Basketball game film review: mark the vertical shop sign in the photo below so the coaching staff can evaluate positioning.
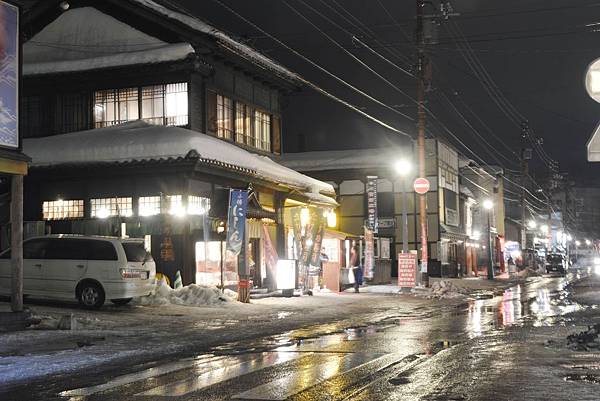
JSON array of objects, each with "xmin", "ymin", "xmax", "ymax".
[
  {"xmin": 308, "ymin": 215, "xmax": 326, "ymax": 275},
  {"xmin": 0, "ymin": 1, "xmax": 19, "ymax": 149},
  {"xmin": 226, "ymin": 189, "xmax": 248, "ymax": 256},
  {"xmin": 364, "ymin": 228, "xmax": 375, "ymax": 279},
  {"xmin": 398, "ymin": 253, "xmax": 417, "ymax": 288},
  {"xmin": 366, "ymin": 176, "xmax": 378, "ymax": 233}
]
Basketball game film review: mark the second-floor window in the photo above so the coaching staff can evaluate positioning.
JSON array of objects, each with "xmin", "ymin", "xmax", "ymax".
[
  {"xmin": 216, "ymin": 94, "xmax": 233, "ymax": 140},
  {"xmin": 94, "ymin": 83, "xmax": 188, "ymax": 128}
]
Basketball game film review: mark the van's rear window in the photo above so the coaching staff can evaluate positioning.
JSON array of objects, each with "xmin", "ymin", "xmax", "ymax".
[{"xmin": 122, "ymin": 242, "xmax": 153, "ymax": 263}]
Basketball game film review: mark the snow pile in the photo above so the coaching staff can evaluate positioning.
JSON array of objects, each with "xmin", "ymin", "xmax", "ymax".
[
  {"xmin": 413, "ymin": 280, "xmax": 469, "ymax": 299},
  {"xmin": 567, "ymin": 324, "xmax": 600, "ymax": 351},
  {"xmin": 137, "ymin": 280, "xmax": 238, "ymax": 306}
]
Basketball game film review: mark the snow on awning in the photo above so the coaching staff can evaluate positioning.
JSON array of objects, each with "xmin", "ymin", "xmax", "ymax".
[
  {"xmin": 22, "ymin": 121, "xmax": 335, "ymax": 201},
  {"xmin": 280, "ymin": 148, "xmax": 411, "ymax": 172}
]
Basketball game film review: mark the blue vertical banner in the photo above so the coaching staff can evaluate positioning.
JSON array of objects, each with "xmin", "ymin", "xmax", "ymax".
[
  {"xmin": 226, "ymin": 189, "xmax": 248, "ymax": 256},
  {"xmin": 366, "ymin": 176, "xmax": 378, "ymax": 234},
  {"xmin": 0, "ymin": 1, "xmax": 19, "ymax": 149}
]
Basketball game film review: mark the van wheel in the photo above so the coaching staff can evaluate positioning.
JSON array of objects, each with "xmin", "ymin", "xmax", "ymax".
[
  {"xmin": 111, "ymin": 298, "xmax": 132, "ymax": 306},
  {"xmin": 77, "ymin": 282, "xmax": 105, "ymax": 309}
]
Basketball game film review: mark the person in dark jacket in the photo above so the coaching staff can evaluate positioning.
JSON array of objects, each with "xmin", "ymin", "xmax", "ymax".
[{"xmin": 350, "ymin": 244, "xmax": 361, "ymax": 293}]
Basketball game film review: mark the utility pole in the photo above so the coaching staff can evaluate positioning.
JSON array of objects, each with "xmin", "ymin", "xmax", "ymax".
[
  {"xmin": 416, "ymin": 0, "xmax": 429, "ymax": 287},
  {"xmin": 520, "ymin": 121, "xmax": 531, "ymax": 251}
]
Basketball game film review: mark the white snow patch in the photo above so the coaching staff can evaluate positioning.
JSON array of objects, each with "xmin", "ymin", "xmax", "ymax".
[
  {"xmin": 23, "ymin": 7, "xmax": 194, "ymax": 75},
  {"xmin": 136, "ymin": 281, "xmax": 238, "ymax": 306},
  {"xmin": 280, "ymin": 148, "xmax": 411, "ymax": 172},
  {"xmin": 22, "ymin": 121, "xmax": 336, "ymax": 200}
]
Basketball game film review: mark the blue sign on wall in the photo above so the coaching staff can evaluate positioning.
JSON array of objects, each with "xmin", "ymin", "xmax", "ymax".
[
  {"xmin": 0, "ymin": 1, "xmax": 18, "ymax": 149},
  {"xmin": 226, "ymin": 189, "xmax": 248, "ymax": 256}
]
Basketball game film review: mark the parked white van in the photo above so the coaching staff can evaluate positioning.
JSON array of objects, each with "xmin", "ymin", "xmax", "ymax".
[{"xmin": 0, "ymin": 235, "xmax": 156, "ymax": 308}]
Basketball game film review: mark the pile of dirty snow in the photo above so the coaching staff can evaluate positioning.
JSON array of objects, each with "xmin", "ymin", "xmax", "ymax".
[
  {"xmin": 567, "ymin": 324, "xmax": 600, "ymax": 351},
  {"xmin": 136, "ymin": 281, "xmax": 238, "ymax": 306},
  {"xmin": 412, "ymin": 280, "xmax": 468, "ymax": 299}
]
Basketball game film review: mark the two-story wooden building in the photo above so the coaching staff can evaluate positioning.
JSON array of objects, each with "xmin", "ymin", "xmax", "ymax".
[{"xmin": 16, "ymin": 0, "xmax": 337, "ymax": 288}]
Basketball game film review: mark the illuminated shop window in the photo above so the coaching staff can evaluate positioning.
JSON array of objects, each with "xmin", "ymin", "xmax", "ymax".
[
  {"xmin": 42, "ymin": 199, "xmax": 84, "ymax": 220},
  {"xmin": 217, "ymin": 94, "xmax": 233, "ymax": 140},
  {"xmin": 187, "ymin": 196, "xmax": 210, "ymax": 215},
  {"xmin": 138, "ymin": 196, "xmax": 161, "ymax": 217},
  {"xmin": 90, "ymin": 197, "xmax": 133, "ymax": 218}
]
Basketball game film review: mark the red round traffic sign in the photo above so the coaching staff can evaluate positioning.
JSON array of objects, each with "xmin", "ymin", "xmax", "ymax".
[{"xmin": 413, "ymin": 177, "xmax": 430, "ymax": 194}]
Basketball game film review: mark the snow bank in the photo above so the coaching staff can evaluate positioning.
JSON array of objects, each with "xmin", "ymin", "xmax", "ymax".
[{"xmin": 136, "ymin": 281, "xmax": 238, "ymax": 306}]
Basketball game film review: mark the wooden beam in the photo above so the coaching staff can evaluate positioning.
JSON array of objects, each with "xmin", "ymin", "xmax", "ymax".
[{"xmin": 0, "ymin": 158, "xmax": 27, "ymax": 176}]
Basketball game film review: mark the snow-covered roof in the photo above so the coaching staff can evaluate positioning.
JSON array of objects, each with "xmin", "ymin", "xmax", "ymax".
[
  {"xmin": 131, "ymin": 0, "xmax": 302, "ymax": 84},
  {"xmin": 280, "ymin": 148, "xmax": 412, "ymax": 172},
  {"xmin": 22, "ymin": 122, "xmax": 336, "ymax": 204},
  {"xmin": 23, "ymin": 7, "xmax": 194, "ymax": 75}
]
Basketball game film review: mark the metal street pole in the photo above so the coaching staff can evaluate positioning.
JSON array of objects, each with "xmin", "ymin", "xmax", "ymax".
[
  {"xmin": 416, "ymin": 0, "xmax": 429, "ymax": 287},
  {"xmin": 402, "ymin": 177, "xmax": 409, "ymax": 254},
  {"xmin": 487, "ymin": 209, "xmax": 494, "ymax": 280}
]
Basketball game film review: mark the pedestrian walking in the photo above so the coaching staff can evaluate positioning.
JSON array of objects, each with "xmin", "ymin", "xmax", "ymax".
[{"xmin": 350, "ymin": 244, "xmax": 362, "ymax": 293}]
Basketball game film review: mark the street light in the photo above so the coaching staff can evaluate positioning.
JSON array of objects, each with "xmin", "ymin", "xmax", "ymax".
[
  {"xmin": 482, "ymin": 199, "xmax": 494, "ymax": 280},
  {"xmin": 527, "ymin": 220, "xmax": 537, "ymax": 229},
  {"xmin": 395, "ymin": 159, "xmax": 412, "ymax": 254},
  {"xmin": 586, "ymin": 239, "xmax": 592, "ymax": 246},
  {"xmin": 575, "ymin": 240, "xmax": 581, "ymax": 246}
]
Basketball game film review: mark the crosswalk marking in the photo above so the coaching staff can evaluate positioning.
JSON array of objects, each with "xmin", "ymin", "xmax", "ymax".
[
  {"xmin": 60, "ymin": 354, "xmax": 223, "ymax": 397},
  {"xmin": 232, "ymin": 352, "xmax": 385, "ymax": 401},
  {"xmin": 135, "ymin": 351, "xmax": 307, "ymax": 397}
]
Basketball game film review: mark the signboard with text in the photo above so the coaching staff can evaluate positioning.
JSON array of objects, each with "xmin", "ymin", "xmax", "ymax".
[
  {"xmin": 363, "ymin": 228, "xmax": 374, "ymax": 279},
  {"xmin": 226, "ymin": 189, "xmax": 248, "ymax": 256},
  {"xmin": 366, "ymin": 176, "xmax": 378, "ymax": 233},
  {"xmin": 398, "ymin": 253, "xmax": 417, "ymax": 288}
]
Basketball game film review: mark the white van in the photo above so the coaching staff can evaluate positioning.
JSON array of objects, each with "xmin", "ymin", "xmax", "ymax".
[{"xmin": 0, "ymin": 235, "xmax": 156, "ymax": 308}]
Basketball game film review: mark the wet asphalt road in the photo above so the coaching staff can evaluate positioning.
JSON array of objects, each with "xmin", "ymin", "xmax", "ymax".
[{"xmin": 2, "ymin": 270, "xmax": 594, "ymax": 401}]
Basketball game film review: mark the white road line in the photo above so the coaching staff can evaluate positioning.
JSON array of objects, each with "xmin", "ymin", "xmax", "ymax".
[
  {"xmin": 59, "ymin": 354, "xmax": 223, "ymax": 397},
  {"xmin": 136, "ymin": 352, "xmax": 307, "ymax": 397},
  {"xmin": 232, "ymin": 353, "xmax": 385, "ymax": 401}
]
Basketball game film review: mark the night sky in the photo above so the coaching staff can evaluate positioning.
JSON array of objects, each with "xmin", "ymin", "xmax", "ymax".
[{"xmin": 176, "ymin": 0, "xmax": 600, "ymax": 181}]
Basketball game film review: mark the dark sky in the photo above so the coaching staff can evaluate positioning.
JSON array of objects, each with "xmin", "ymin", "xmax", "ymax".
[{"xmin": 176, "ymin": 0, "xmax": 600, "ymax": 182}]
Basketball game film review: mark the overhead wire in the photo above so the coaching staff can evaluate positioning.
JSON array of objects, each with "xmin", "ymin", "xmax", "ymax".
[{"xmin": 209, "ymin": 0, "xmax": 414, "ymax": 138}]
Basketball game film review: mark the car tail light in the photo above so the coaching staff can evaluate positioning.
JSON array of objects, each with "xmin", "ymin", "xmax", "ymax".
[{"xmin": 120, "ymin": 269, "xmax": 147, "ymax": 279}]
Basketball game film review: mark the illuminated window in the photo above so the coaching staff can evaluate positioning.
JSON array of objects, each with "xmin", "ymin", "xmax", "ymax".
[
  {"xmin": 167, "ymin": 195, "xmax": 184, "ymax": 216},
  {"xmin": 42, "ymin": 200, "xmax": 84, "ymax": 220},
  {"xmin": 141, "ymin": 83, "xmax": 188, "ymax": 127},
  {"xmin": 216, "ymin": 94, "xmax": 233, "ymax": 140},
  {"xmin": 188, "ymin": 196, "xmax": 210, "ymax": 215},
  {"xmin": 90, "ymin": 197, "xmax": 133, "ymax": 218},
  {"xmin": 235, "ymin": 103, "xmax": 252, "ymax": 145},
  {"xmin": 254, "ymin": 110, "xmax": 271, "ymax": 151},
  {"xmin": 139, "ymin": 196, "xmax": 161, "ymax": 216},
  {"xmin": 94, "ymin": 87, "xmax": 139, "ymax": 128}
]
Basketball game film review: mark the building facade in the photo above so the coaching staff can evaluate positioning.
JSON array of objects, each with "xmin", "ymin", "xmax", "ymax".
[{"xmin": 15, "ymin": 0, "xmax": 337, "ymax": 289}]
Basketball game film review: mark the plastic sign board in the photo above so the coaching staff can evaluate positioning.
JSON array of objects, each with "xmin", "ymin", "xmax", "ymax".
[
  {"xmin": 276, "ymin": 259, "xmax": 296, "ymax": 290},
  {"xmin": 398, "ymin": 253, "xmax": 417, "ymax": 288},
  {"xmin": 0, "ymin": 1, "xmax": 19, "ymax": 149},
  {"xmin": 413, "ymin": 177, "xmax": 430, "ymax": 194},
  {"xmin": 366, "ymin": 176, "xmax": 378, "ymax": 233}
]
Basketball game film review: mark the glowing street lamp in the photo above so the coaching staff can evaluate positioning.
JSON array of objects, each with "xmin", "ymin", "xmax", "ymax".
[
  {"xmin": 586, "ymin": 239, "xmax": 592, "ymax": 246},
  {"xmin": 527, "ymin": 220, "xmax": 537, "ymax": 229}
]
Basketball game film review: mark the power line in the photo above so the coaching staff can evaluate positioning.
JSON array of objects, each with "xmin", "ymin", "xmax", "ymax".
[{"xmin": 209, "ymin": 0, "xmax": 414, "ymax": 138}]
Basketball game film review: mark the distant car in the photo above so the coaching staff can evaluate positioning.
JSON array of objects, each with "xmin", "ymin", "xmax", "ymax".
[
  {"xmin": 545, "ymin": 253, "xmax": 567, "ymax": 276},
  {"xmin": 0, "ymin": 235, "xmax": 155, "ymax": 308}
]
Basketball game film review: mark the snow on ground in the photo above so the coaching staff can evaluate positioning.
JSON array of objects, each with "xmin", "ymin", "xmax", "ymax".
[{"xmin": 134, "ymin": 281, "xmax": 238, "ymax": 306}]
